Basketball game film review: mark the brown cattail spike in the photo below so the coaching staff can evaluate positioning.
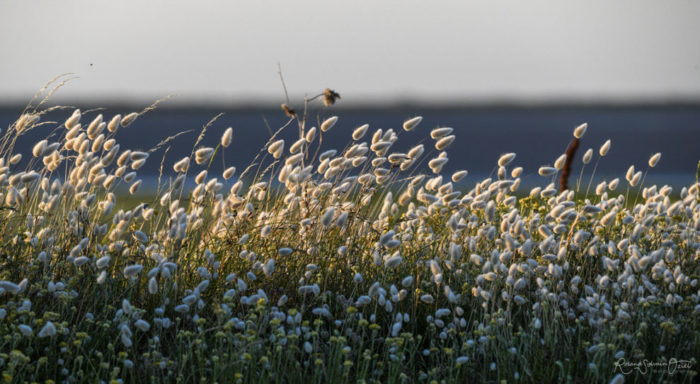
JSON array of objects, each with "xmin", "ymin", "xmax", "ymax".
[{"xmin": 559, "ymin": 138, "xmax": 580, "ymax": 191}]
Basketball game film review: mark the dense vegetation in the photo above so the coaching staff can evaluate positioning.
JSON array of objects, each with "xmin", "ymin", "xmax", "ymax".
[{"xmin": 0, "ymin": 85, "xmax": 698, "ymax": 383}]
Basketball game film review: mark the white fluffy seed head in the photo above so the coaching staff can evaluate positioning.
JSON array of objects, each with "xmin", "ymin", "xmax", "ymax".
[
  {"xmin": 65, "ymin": 109, "xmax": 81, "ymax": 129},
  {"xmin": 498, "ymin": 153, "xmax": 516, "ymax": 167},
  {"xmin": 305, "ymin": 127, "xmax": 317, "ymax": 143},
  {"xmin": 385, "ymin": 253, "xmax": 402, "ymax": 269},
  {"xmin": 223, "ymin": 166, "xmax": 236, "ymax": 180},
  {"xmin": 107, "ymin": 114, "xmax": 121, "ymax": 132},
  {"xmin": 268, "ymin": 140, "xmax": 284, "ymax": 159},
  {"xmin": 321, "ymin": 207, "xmax": 335, "ymax": 227},
  {"xmin": 195, "ymin": 170, "xmax": 208, "ymax": 184},
  {"xmin": 554, "ymin": 154, "xmax": 567, "ymax": 170},
  {"xmin": 173, "ymin": 157, "xmax": 190, "ymax": 173},
  {"xmin": 289, "ymin": 138, "xmax": 305, "ymax": 154},
  {"xmin": 134, "ymin": 319, "xmax": 150, "ymax": 332},
  {"xmin": 629, "ymin": 171, "xmax": 642, "ymax": 187},
  {"xmin": 131, "ymin": 158, "xmax": 146, "ymax": 170},
  {"xmin": 321, "ymin": 116, "xmax": 338, "ymax": 132},
  {"xmin": 573, "ymin": 123, "xmax": 587, "ymax": 139},
  {"xmin": 625, "ymin": 165, "xmax": 635, "ymax": 181},
  {"xmin": 599, "ymin": 139, "xmax": 611, "ymax": 156},
  {"xmin": 539, "ymin": 166, "xmax": 557, "ymax": 176},
  {"xmin": 582, "ymin": 148, "xmax": 593, "ymax": 164},
  {"xmin": 352, "ymin": 124, "xmax": 369, "ymax": 140},
  {"xmin": 403, "ymin": 116, "xmax": 422, "ymax": 131},
  {"xmin": 435, "ymin": 135, "xmax": 455, "ymax": 151},
  {"xmin": 38, "ymin": 321, "xmax": 56, "ymax": 338},
  {"xmin": 148, "ymin": 276, "xmax": 158, "ymax": 295},
  {"xmin": 129, "ymin": 180, "xmax": 142, "ymax": 195},
  {"xmin": 121, "ymin": 112, "xmax": 138, "ymax": 127},
  {"xmin": 452, "ymin": 170, "xmax": 468, "ymax": 182},
  {"xmin": 32, "ymin": 140, "xmax": 48, "ymax": 157},
  {"xmin": 123, "ymin": 264, "xmax": 143, "ymax": 278},
  {"xmin": 648, "ymin": 152, "xmax": 661, "ymax": 168},
  {"xmin": 511, "ymin": 167, "xmax": 523, "ymax": 178},
  {"xmin": 221, "ymin": 127, "xmax": 233, "ymax": 148},
  {"xmin": 430, "ymin": 127, "xmax": 453, "ymax": 139},
  {"xmin": 195, "ymin": 147, "xmax": 215, "ymax": 165}
]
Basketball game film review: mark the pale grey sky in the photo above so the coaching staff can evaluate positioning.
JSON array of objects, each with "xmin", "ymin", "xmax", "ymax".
[{"xmin": 1, "ymin": 0, "xmax": 699, "ymax": 104}]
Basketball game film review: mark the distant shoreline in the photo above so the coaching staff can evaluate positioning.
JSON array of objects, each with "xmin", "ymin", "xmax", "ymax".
[{"xmin": 2, "ymin": 99, "xmax": 700, "ymax": 112}]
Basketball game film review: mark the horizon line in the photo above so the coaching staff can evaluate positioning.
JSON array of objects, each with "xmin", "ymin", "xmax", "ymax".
[{"xmin": 2, "ymin": 95, "xmax": 700, "ymax": 111}]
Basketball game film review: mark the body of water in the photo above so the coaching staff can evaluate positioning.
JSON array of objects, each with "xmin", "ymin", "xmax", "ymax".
[{"xmin": 1, "ymin": 104, "xmax": 698, "ymax": 191}]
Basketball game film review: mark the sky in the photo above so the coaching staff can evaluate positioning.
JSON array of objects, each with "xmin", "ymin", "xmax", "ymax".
[{"xmin": 1, "ymin": 0, "xmax": 699, "ymax": 105}]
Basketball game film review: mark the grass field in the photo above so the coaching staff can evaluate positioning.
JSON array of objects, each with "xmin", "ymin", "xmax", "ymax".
[{"xmin": 0, "ymin": 84, "xmax": 698, "ymax": 383}]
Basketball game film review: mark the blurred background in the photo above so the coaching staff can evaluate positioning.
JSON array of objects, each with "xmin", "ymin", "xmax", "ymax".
[{"xmin": 1, "ymin": 0, "xmax": 699, "ymax": 189}]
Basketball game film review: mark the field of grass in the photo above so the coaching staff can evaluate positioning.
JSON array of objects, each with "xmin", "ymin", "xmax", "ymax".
[{"xmin": 0, "ymin": 84, "xmax": 698, "ymax": 384}]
